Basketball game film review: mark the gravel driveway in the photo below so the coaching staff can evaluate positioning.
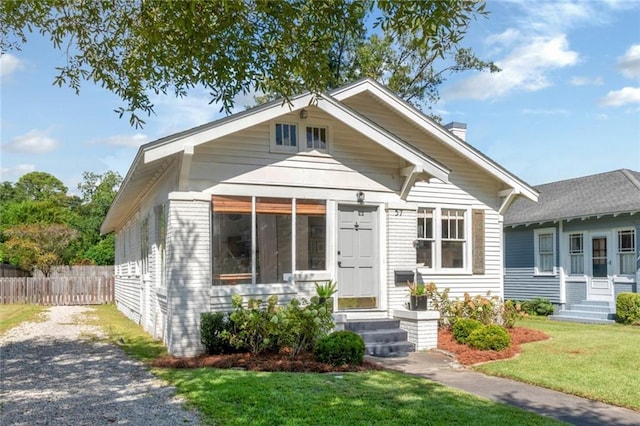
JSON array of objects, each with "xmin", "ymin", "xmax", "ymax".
[{"xmin": 0, "ymin": 306, "xmax": 200, "ymax": 425}]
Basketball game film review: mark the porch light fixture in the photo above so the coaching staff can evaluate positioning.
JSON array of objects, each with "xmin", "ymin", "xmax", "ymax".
[
  {"xmin": 356, "ymin": 191, "xmax": 365, "ymax": 204},
  {"xmin": 299, "ymin": 109, "xmax": 308, "ymax": 119}
]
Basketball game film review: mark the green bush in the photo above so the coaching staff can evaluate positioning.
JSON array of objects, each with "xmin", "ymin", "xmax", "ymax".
[
  {"xmin": 521, "ymin": 298, "xmax": 555, "ymax": 316},
  {"xmin": 200, "ymin": 312, "xmax": 235, "ymax": 355},
  {"xmin": 616, "ymin": 293, "xmax": 640, "ymax": 325},
  {"xmin": 467, "ymin": 324, "xmax": 511, "ymax": 351},
  {"xmin": 277, "ymin": 299, "xmax": 334, "ymax": 357},
  {"xmin": 224, "ymin": 294, "xmax": 280, "ymax": 355},
  {"xmin": 314, "ymin": 330, "xmax": 365, "ymax": 366},
  {"xmin": 452, "ymin": 318, "xmax": 484, "ymax": 344}
]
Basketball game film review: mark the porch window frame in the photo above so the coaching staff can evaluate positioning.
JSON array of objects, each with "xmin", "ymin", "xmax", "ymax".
[
  {"xmin": 211, "ymin": 196, "xmax": 327, "ymax": 285},
  {"xmin": 616, "ymin": 228, "xmax": 636, "ymax": 276},
  {"xmin": 534, "ymin": 228, "xmax": 556, "ymax": 276}
]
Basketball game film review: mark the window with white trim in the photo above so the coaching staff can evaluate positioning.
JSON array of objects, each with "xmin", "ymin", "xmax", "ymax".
[
  {"xmin": 274, "ymin": 123, "xmax": 297, "ymax": 152},
  {"xmin": 441, "ymin": 209, "xmax": 465, "ymax": 268},
  {"xmin": 305, "ymin": 125, "xmax": 327, "ymax": 151},
  {"xmin": 416, "ymin": 207, "xmax": 467, "ymax": 271},
  {"xmin": 617, "ymin": 229, "xmax": 636, "ymax": 275},
  {"xmin": 568, "ymin": 233, "xmax": 584, "ymax": 274},
  {"xmin": 534, "ymin": 228, "xmax": 555, "ymax": 274},
  {"xmin": 271, "ymin": 121, "xmax": 330, "ymax": 154},
  {"xmin": 416, "ymin": 209, "xmax": 434, "ymax": 267}
]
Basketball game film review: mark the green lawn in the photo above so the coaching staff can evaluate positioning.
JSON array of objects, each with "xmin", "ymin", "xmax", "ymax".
[
  {"xmin": 476, "ymin": 317, "xmax": 640, "ymax": 410},
  {"xmin": 87, "ymin": 304, "xmax": 559, "ymax": 425},
  {"xmin": 0, "ymin": 304, "xmax": 45, "ymax": 335}
]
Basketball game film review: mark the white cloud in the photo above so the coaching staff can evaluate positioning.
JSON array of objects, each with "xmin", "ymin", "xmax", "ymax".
[
  {"xmin": 3, "ymin": 129, "xmax": 59, "ymax": 154},
  {"xmin": 598, "ymin": 86, "xmax": 640, "ymax": 107},
  {"xmin": 618, "ymin": 44, "xmax": 640, "ymax": 80},
  {"xmin": 92, "ymin": 133, "xmax": 150, "ymax": 148},
  {"xmin": 444, "ymin": 35, "xmax": 579, "ymax": 101},
  {"xmin": 0, "ymin": 164, "xmax": 36, "ymax": 181},
  {"xmin": 570, "ymin": 76, "xmax": 603, "ymax": 86},
  {"xmin": 514, "ymin": 1, "xmax": 605, "ymax": 33},
  {"xmin": 0, "ymin": 53, "xmax": 25, "ymax": 80}
]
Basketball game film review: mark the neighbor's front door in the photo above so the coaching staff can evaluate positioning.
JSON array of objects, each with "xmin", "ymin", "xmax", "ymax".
[
  {"xmin": 588, "ymin": 235, "xmax": 613, "ymax": 299},
  {"xmin": 337, "ymin": 205, "xmax": 378, "ymax": 310}
]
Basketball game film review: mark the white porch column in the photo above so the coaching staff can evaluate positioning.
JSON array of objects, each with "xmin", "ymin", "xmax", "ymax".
[{"xmin": 165, "ymin": 192, "xmax": 212, "ymax": 356}]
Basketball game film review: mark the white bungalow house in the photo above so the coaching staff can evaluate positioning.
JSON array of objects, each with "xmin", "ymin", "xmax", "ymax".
[{"xmin": 101, "ymin": 78, "xmax": 538, "ymax": 356}]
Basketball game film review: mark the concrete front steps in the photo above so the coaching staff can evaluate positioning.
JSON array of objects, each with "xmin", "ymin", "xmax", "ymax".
[
  {"xmin": 550, "ymin": 300, "xmax": 615, "ymax": 324},
  {"xmin": 345, "ymin": 319, "xmax": 415, "ymax": 358}
]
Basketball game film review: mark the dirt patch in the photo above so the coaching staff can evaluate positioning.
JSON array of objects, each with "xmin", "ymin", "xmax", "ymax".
[
  {"xmin": 151, "ymin": 326, "xmax": 550, "ymax": 372},
  {"xmin": 437, "ymin": 326, "xmax": 550, "ymax": 366}
]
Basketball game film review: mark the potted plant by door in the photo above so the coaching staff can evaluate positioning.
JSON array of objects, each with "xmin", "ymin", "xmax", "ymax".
[
  {"xmin": 407, "ymin": 281, "xmax": 428, "ymax": 311},
  {"xmin": 315, "ymin": 280, "xmax": 337, "ymax": 311}
]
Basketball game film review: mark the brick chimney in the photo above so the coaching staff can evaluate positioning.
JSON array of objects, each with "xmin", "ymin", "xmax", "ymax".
[{"xmin": 445, "ymin": 122, "xmax": 467, "ymax": 141}]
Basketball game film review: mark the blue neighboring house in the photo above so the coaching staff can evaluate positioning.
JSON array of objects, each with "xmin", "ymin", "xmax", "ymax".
[{"xmin": 503, "ymin": 169, "xmax": 640, "ymax": 323}]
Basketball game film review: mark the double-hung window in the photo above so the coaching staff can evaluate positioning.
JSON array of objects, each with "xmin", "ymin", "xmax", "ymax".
[
  {"xmin": 416, "ymin": 209, "xmax": 434, "ymax": 267},
  {"xmin": 617, "ymin": 229, "xmax": 636, "ymax": 275},
  {"xmin": 416, "ymin": 208, "xmax": 467, "ymax": 271},
  {"xmin": 534, "ymin": 228, "xmax": 556, "ymax": 275},
  {"xmin": 568, "ymin": 233, "xmax": 584, "ymax": 274},
  {"xmin": 441, "ymin": 209, "xmax": 465, "ymax": 268}
]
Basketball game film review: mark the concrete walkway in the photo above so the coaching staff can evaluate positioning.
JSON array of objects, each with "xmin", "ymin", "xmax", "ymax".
[{"xmin": 367, "ymin": 351, "xmax": 640, "ymax": 426}]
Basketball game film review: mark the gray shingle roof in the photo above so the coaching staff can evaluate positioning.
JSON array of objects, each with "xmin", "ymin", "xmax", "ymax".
[{"xmin": 504, "ymin": 169, "xmax": 640, "ymax": 226}]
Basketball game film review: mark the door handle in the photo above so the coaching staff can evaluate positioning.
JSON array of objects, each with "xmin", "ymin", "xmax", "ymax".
[{"xmin": 338, "ymin": 261, "xmax": 342, "ymax": 267}]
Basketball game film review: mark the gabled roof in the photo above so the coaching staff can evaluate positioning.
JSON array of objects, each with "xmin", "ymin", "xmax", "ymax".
[
  {"xmin": 504, "ymin": 169, "xmax": 640, "ymax": 226},
  {"xmin": 102, "ymin": 78, "xmax": 538, "ymax": 234},
  {"xmin": 330, "ymin": 78, "xmax": 539, "ymax": 203}
]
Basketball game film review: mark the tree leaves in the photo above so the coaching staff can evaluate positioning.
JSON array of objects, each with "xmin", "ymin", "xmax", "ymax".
[{"xmin": 1, "ymin": 0, "xmax": 496, "ymax": 126}]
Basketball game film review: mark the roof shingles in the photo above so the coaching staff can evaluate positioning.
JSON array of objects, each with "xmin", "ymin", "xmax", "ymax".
[{"xmin": 504, "ymin": 169, "xmax": 640, "ymax": 226}]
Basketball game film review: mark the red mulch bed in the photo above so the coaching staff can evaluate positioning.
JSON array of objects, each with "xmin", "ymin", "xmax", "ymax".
[
  {"xmin": 438, "ymin": 326, "xmax": 550, "ymax": 366},
  {"xmin": 152, "ymin": 350, "xmax": 382, "ymax": 373},
  {"xmin": 151, "ymin": 326, "xmax": 550, "ymax": 372}
]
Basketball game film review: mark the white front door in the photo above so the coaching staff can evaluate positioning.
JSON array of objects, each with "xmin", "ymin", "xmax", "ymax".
[
  {"xmin": 337, "ymin": 205, "xmax": 378, "ymax": 310},
  {"xmin": 588, "ymin": 235, "xmax": 613, "ymax": 299}
]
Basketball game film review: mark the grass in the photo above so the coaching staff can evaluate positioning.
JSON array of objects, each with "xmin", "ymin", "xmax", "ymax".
[
  {"xmin": 84, "ymin": 304, "xmax": 168, "ymax": 361},
  {"xmin": 156, "ymin": 369, "xmax": 560, "ymax": 425},
  {"xmin": 475, "ymin": 317, "xmax": 640, "ymax": 411},
  {"xmin": 0, "ymin": 304, "xmax": 46, "ymax": 335},
  {"xmin": 88, "ymin": 304, "xmax": 560, "ymax": 425}
]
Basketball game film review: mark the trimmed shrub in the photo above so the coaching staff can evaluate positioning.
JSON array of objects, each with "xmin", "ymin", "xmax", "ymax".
[
  {"xmin": 314, "ymin": 330, "xmax": 365, "ymax": 366},
  {"xmin": 616, "ymin": 293, "xmax": 640, "ymax": 325},
  {"xmin": 452, "ymin": 318, "xmax": 484, "ymax": 344},
  {"xmin": 200, "ymin": 312, "xmax": 235, "ymax": 355},
  {"xmin": 467, "ymin": 324, "xmax": 511, "ymax": 351},
  {"xmin": 522, "ymin": 298, "xmax": 555, "ymax": 316}
]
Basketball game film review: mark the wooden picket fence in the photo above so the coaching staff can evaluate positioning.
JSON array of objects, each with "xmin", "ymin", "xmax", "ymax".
[{"xmin": 0, "ymin": 276, "xmax": 115, "ymax": 305}]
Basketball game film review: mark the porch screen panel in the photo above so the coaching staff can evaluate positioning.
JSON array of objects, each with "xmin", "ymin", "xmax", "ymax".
[
  {"xmin": 296, "ymin": 200, "xmax": 326, "ymax": 271},
  {"xmin": 256, "ymin": 198, "xmax": 292, "ymax": 284},
  {"xmin": 212, "ymin": 196, "xmax": 252, "ymax": 285}
]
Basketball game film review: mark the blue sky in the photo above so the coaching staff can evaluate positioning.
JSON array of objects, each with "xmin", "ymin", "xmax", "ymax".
[{"xmin": 1, "ymin": 0, "xmax": 639, "ymax": 195}]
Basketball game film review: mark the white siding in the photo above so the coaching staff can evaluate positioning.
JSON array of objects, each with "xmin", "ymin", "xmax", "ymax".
[
  {"xmin": 165, "ymin": 196, "xmax": 211, "ymax": 356},
  {"xmin": 188, "ymin": 108, "xmax": 405, "ymax": 195},
  {"xmin": 386, "ymin": 206, "xmax": 418, "ymax": 314}
]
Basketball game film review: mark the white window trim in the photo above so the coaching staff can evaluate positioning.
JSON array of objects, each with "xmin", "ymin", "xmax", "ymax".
[
  {"xmin": 615, "ymin": 227, "xmax": 636, "ymax": 276},
  {"xmin": 416, "ymin": 206, "xmax": 471, "ymax": 274},
  {"xmin": 567, "ymin": 232, "xmax": 585, "ymax": 276},
  {"xmin": 270, "ymin": 122, "xmax": 299, "ymax": 154},
  {"xmin": 270, "ymin": 120, "xmax": 332, "ymax": 155},
  {"xmin": 534, "ymin": 227, "xmax": 556, "ymax": 276}
]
